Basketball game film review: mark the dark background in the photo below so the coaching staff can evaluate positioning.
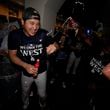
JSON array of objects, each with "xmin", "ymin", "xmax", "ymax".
[{"xmin": 58, "ymin": 0, "xmax": 110, "ymax": 27}]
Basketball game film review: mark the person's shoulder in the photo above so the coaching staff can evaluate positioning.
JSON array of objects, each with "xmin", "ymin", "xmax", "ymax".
[
  {"xmin": 38, "ymin": 28, "xmax": 48, "ymax": 34},
  {"xmin": 9, "ymin": 28, "xmax": 22, "ymax": 35},
  {"xmin": 8, "ymin": 29, "xmax": 23, "ymax": 41}
]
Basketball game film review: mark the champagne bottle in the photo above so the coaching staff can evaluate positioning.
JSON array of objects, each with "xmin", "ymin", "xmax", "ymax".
[
  {"xmin": 34, "ymin": 59, "xmax": 40, "ymax": 77},
  {"xmin": 34, "ymin": 59, "xmax": 40, "ymax": 68}
]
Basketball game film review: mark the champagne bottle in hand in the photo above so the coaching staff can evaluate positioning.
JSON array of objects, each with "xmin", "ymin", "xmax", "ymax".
[{"xmin": 34, "ymin": 59, "xmax": 40, "ymax": 77}]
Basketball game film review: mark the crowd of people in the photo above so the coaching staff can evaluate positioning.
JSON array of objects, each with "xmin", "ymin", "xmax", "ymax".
[{"xmin": 0, "ymin": 6, "xmax": 110, "ymax": 110}]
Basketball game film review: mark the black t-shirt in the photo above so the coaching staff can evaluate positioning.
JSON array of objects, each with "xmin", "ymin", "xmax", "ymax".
[
  {"xmin": 8, "ymin": 28, "xmax": 54, "ymax": 76},
  {"xmin": 77, "ymin": 46, "xmax": 110, "ymax": 88}
]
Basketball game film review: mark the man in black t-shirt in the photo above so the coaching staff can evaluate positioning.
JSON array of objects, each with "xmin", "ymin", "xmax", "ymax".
[
  {"xmin": 76, "ymin": 36, "xmax": 110, "ymax": 110},
  {"xmin": 8, "ymin": 7, "xmax": 59, "ymax": 110}
]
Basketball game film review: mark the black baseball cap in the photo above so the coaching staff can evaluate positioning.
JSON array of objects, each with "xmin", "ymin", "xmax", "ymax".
[{"xmin": 23, "ymin": 7, "xmax": 40, "ymax": 21}]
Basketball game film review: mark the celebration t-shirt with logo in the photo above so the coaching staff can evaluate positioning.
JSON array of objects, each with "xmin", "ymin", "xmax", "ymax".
[{"xmin": 8, "ymin": 28, "xmax": 54, "ymax": 76}]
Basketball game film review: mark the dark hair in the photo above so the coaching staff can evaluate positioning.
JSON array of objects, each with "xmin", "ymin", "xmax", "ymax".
[{"xmin": 23, "ymin": 7, "xmax": 40, "ymax": 21}]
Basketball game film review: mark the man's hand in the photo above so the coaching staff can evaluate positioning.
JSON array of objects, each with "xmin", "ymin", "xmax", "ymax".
[
  {"xmin": 102, "ymin": 63, "xmax": 110, "ymax": 80},
  {"xmin": 46, "ymin": 43, "xmax": 59, "ymax": 55},
  {"xmin": 24, "ymin": 63, "xmax": 38, "ymax": 76}
]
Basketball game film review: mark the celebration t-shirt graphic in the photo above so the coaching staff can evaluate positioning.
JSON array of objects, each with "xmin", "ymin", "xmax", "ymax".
[
  {"xmin": 20, "ymin": 43, "xmax": 43, "ymax": 62},
  {"xmin": 90, "ymin": 57, "xmax": 104, "ymax": 75}
]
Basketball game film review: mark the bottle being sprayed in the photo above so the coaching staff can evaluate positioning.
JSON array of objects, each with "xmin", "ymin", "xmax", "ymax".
[{"xmin": 34, "ymin": 59, "xmax": 40, "ymax": 77}]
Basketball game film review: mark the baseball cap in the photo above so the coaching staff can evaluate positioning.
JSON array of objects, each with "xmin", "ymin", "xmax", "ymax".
[{"xmin": 23, "ymin": 7, "xmax": 40, "ymax": 20}]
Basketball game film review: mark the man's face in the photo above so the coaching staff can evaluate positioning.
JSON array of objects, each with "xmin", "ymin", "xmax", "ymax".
[{"xmin": 22, "ymin": 19, "xmax": 40, "ymax": 37}]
